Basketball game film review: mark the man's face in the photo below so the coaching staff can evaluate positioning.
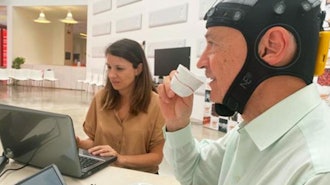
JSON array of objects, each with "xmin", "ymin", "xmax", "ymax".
[{"xmin": 197, "ymin": 26, "xmax": 247, "ymax": 103}]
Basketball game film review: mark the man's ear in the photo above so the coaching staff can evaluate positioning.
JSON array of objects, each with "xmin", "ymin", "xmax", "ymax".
[{"xmin": 258, "ymin": 26, "xmax": 295, "ymax": 67}]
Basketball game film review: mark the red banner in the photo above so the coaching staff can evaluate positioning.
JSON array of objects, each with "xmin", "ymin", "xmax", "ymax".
[{"xmin": 0, "ymin": 28, "xmax": 7, "ymax": 67}]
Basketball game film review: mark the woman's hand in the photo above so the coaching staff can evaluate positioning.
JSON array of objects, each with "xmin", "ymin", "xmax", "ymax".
[
  {"xmin": 75, "ymin": 136, "xmax": 81, "ymax": 147},
  {"xmin": 75, "ymin": 136, "xmax": 94, "ymax": 150},
  {"xmin": 88, "ymin": 145, "xmax": 118, "ymax": 157}
]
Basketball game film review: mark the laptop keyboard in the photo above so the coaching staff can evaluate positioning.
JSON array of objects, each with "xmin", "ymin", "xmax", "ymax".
[{"xmin": 79, "ymin": 156, "xmax": 99, "ymax": 168}]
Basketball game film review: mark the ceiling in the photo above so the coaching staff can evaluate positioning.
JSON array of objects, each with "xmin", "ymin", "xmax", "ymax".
[{"xmin": 1, "ymin": 5, "xmax": 87, "ymax": 35}]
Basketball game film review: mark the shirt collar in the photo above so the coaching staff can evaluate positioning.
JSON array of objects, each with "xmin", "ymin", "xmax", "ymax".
[{"xmin": 241, "ymin": 84, "xmax": 322, "ymax": 151}]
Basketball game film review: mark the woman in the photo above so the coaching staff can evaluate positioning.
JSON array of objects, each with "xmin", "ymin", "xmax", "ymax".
[{"xmin": 76, "ymin": 39, "xmax": 165, "ymax": 174}]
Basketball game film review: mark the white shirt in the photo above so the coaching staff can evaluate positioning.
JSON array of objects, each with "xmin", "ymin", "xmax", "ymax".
[{"xmin": 164, "ymin": 84, "xmax": 330, "ymax": 185}]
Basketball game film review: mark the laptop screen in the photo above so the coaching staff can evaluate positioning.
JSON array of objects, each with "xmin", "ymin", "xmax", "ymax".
[
  {"xmin": 15, "ymin": 164, "xmax": 66, "ymax": 185},
  {"xmin": 0, "ymin": 104, "xmax": 82, "ymax": 177},
  {"xmin": 0, "ymin": 104, "xmax": 116, "ymax": 179}
]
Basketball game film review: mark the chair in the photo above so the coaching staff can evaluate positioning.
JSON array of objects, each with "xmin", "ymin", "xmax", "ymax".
[
  {"xmin": 88, "ymin": 73, "xmax": 99, "ymax": 93},
  {"xmin": 77, "ymin": 71, "xmax": 92, "ymax": 90},
  {"xmin": 43, "ymin": 69, "xmax": 58, "ymax": 88},
  {"xmin": 96, "ymin": 73, "xmax": 106, "ymax": 89},
  {"xmin": 10, "ymin": 68, "xmax": 30, "ymax": 86},
  {"xmin": 0, "ymin": 68, "xmax": 10, "ymax": 85},
  {"xmin": 29, "ymin": 69, "xmax": 44, "ymax": 86}
]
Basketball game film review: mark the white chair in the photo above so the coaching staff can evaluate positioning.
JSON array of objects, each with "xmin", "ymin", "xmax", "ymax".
[
  {"xmin": 10, "ymin": 68, "xmax": 30, "ymax": 86},
  {"xmin": 96, "ymin": 73, "xmax": 106, "ymax": 88},
  {"xmin": 43, "ymin": 69, "xmax": 58, "ymax": 88},
  {"xmin": 0, "ymin": 68, "xmax": 10, "ymax": 85},
  {"xmin": 29, "ymin": 69, "xmax": 44, "ymax": 86},
  {"xmin": 88, "ymin": 73, "xmax": 99, "ymax": 93},
  {"xmin": 77, "ymin": 71, "xmax": 92, "ymax": 90}
]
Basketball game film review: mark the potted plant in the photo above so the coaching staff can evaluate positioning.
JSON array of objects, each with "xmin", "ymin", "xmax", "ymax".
[
  {"xmin": 12, "ymin": 57, "xmax": 25, "ymax": 69},
  {"xmin": 11, "ymin": 57, "xmax": 26, "ymax": 86}
]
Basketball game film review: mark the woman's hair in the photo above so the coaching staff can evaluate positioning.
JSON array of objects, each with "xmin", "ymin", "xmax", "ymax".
[{"xmin": 102, "ymin": 38, "xmax": 155, "ymax": 115}]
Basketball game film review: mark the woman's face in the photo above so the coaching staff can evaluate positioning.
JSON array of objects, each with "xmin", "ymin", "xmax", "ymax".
[{"xmin": 106, "ymin": 54, "xmax": 140, "ymax": 94}]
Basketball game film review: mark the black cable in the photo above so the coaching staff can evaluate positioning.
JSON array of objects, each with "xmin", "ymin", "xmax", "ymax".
[
  {"xmin": 0, "ymin": 121, "xmax": 60, "ymax": 179},
  {"xmin": 0, "ymin": 154, "xmax": 9, "ymax": 173},
  {"xmin": 0, "ymin": 145, "xmax": 42, "ymax": 178},
  {"xmin": 0, "ymin": 163, "xmax": 28, "ymax": 178}
]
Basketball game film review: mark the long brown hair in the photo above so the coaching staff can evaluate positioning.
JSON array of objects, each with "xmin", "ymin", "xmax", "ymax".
[{"xmin": 102, "ymin": 39, "xmax": 155, "ymax": 115}]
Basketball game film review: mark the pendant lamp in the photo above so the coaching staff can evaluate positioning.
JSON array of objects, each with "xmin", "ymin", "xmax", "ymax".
[
  {"xmin": 34, "ymin": 10, "xmax": 51, "ymax": 24},
  {"xmin": 60, "ymin": 10, "xmax": 78, "ymax": 24}
]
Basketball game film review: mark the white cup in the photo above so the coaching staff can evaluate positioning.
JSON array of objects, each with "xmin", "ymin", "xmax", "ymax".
[{"xmin": 170, "ymin": 64, "xmax": 204, "ymax": 97}]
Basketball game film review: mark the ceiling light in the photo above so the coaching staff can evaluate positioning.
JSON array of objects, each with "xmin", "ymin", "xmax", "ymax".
[
  {"xmin": 79, "ymin": 33, "xmax": 87, "ymax": 37},
  {"xmin": 80, "ymin": 33, "xmax": 87, "ymax": 38},
  {"xmin": 60, "ymin": 10, "xmax": 78, "ymax": 24},
  {"xmin": 34, "ymin": 10, "xmax": 51, "ymax": 24}
]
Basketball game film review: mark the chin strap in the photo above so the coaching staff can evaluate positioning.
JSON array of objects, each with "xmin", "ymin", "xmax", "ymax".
[{"xmin": 215, "ymin": 103, "xmax": 236, "ymax": 117}]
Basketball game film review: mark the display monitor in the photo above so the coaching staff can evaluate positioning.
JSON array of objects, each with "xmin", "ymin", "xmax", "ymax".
[{"xmin": 154, "ymin": 47, "xmax": 191, "ymax": 77}]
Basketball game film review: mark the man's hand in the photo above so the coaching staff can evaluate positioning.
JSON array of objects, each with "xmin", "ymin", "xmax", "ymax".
[{"xmin": 157, "ymin": 71, "xmax": 193, "ymax": 132}]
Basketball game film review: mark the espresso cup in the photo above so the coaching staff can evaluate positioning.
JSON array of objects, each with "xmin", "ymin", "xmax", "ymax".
[{"xmin": 170, "ymin": 64, "xmax": 204, "ymax": 97}]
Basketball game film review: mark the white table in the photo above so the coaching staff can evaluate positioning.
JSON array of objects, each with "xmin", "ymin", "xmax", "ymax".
[{"xmin": 1, "ymin": 160, "xmax": 180, "ymax": 185}]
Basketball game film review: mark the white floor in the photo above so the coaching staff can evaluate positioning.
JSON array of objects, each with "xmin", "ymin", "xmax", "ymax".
[{"xmin": 0, "ymin": 84, "xmax": 225, "ymax": 177}]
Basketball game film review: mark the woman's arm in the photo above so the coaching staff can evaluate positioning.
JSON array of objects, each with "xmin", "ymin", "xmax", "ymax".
[
  {"xmin": 116, "ymin": 141, "xmax": 164, "ymax": 168},
  {"xmin": 88, "ymin": 141, "xmax": 164, "ymax": 169}
]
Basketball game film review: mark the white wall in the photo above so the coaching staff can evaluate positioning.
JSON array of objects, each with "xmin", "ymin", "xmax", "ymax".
[
  {"xmin": 87, "ymin": 0, "xmax": 215, "ymax": 121},
  {"xmin": 5, "ymin": 0, "xmax": 87, "ymax": 68},
  {"xmin": 12, "ymin": 7, "xmax": 64, "ymax": 65}
]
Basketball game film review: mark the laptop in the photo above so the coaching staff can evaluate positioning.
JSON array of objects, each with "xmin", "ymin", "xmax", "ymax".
[
  {"xmin": 0, "ymin": 104, "xmax": 117, "ymax": 179},
  {"xmin": 15, "ymin": 164, "xmax": 66, "ymax": 185}
]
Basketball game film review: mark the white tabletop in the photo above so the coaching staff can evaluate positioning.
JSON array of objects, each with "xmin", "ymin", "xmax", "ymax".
[{"xmin": 0, "ymin": 160, "xmax": 180, "ymax": 185}]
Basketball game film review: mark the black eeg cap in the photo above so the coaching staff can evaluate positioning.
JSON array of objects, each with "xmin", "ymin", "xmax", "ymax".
[{"xmin": 204, "ymin": 0, "xmax": 324, "ymax": 116}]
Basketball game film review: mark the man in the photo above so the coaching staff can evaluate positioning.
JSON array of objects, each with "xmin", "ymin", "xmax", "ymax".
[{"xmin": 157, "ymin": 0, "xmax": 330, "ymax": 184}]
